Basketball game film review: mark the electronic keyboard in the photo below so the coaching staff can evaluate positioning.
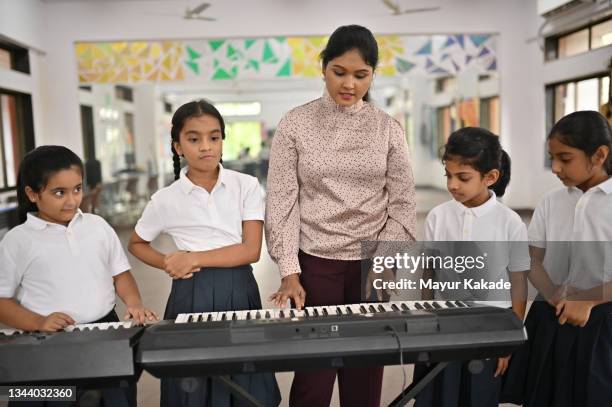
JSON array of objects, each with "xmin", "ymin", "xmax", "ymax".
[
  {"xmin": 137, "ymin": 300, "xmax": 527, "ymax": 378},
  {"xmin": 0, "ymin": 321, "xmax": 144, "ymax": 387}
]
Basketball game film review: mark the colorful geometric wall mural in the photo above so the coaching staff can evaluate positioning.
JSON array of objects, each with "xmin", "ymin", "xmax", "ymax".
[{"xmin": 76, "ymin": 34, "xmax": 498, "ymax": 84}]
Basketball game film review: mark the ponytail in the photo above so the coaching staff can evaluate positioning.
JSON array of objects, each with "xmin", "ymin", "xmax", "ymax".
[{"xmin": 491, "ymin": 149, "xmax": 511, "ymax": 197}]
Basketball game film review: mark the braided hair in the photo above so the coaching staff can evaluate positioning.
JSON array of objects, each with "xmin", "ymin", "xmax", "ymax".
[{"xmin": 170, "ymin": 100, "xmax": 226, "ymax": 180}]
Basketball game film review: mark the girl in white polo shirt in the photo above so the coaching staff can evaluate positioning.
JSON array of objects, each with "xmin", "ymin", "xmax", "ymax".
[
  {"xmin": 128, "ymin": 100, "xmax": 281, "ymax": 407},
  {"xmin": 0, "ymin": 145, "xmax": 157, "ymax": 406},
  {"xmin": 512, "ymin": 111, "xmax": 612, "ymax": 407},
  {"xmin": 415, "ymin": 127, "xmax": 529, "ymax": 407}
]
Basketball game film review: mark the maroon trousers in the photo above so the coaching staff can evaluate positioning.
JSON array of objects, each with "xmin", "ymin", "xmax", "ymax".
[{"xmin": 289, "ymin": 251, "xmax": 383, "ymax": 407}]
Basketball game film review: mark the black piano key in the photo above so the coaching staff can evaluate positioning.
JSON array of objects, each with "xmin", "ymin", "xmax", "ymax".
[
  {"xmin": 265, "ymin": 311, "xmax": 271, "ymax": 319},
  {"xmin": 400, "ymin": 303, "xmax": 409, "ymax": 311},
  {"xmin": 221, "ymin": 313, "xmax": 227, "ymax": 321},
  {"xmin": 456, "ymin": 301, "xmax": 468, "ymax": 307},
  {"xmin": 378, "ymin": 305, "xmax": 386, "ymax": 312},
  {"xmin": 368, "ymin": 305, "xmax": 377, "ymax": 313},
  {"xmin": 188, "ymin": 315, "xmax": 196, "ymax": 323},
  {"xmin": 445, "ymin": 301, "xmax": 456, "ymax": 308},
  {"xmin": 232, "ymin": 313, "xmax": 237, "ymax": 320},
  {"xmin": 290, "ymin": 310, "xmax": 296, "ymax": 318},
  {"xmin": 207, "ymin": 314, "xmax": 213, "ymax": 322},
  {"xmin": 391, "ymin": 303, "xmax": 400, "ymax": 311},
  {"xmin": 255, "ymin": 311, "xmax": 261, "ymax": 319},
  {"xmin": 279, "ymin": 310, "xmax": 285, "ymax": 318},
  {"xmin": 246, "ymin": 312, "xmax": 252, "ymax": 320},
  {"xmin": 360, "ymin": 305, "xmax": 368, "ymax": 313},
  {"xmin": 432, "ymin": 302, "xmax": 442, "ymax": 309},
  {"xmin": 313, "ymin": 308, "xmax": 319, "ymax": 316},
  {"xmin": 414, "ymin": 302, "xmax": 424, "ymax": 310},
  {"xmin": 336, "ymin": 307, "xmax": 343, "ymax": 315},
  {"xmin": 346, "ymin": 307, "xmax": 353, "ymax": 315},
  {"xmin": 322, "ymin": 308, "xmax": 329, "ymax": 316},
  {"xmin": 423, "ymin": 302, "xmax": 434, "ymax": 310},
  {"xmin": 304, "ymin": 309, "xmax": 310, "ymax": 317}
]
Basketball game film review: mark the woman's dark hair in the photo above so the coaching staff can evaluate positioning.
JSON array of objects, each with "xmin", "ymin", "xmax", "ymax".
[
  {"xmin": 170, "ymin": 99, "xmax": 226, "ymax": 180},
  {"xmin": 320, "ymin": 25, "xmax": 378, "ymax": 102},
  {"xmin": 17, "ymin": 145, "xmax": 84, "ymax": 223},
  {"xmin": 442, "ymin": 127, "xmax": 511, "ymax": 197},
  {"xmin": 548, "ymin": 110, "xmax": 612, "ymax": 174}
]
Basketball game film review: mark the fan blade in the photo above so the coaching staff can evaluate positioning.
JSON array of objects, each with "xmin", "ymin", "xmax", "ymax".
[
  {"xmin": 402, "ymin": 6, "xmax": 440, "ymax": 14},
  {"xmin": 381, "ymin": 0, "xmax": 401, "ymax": 14},
  {"xmin": 188, "ymin": 2, "xmax": 210, "ymax": 15},
  {"xmin": 187, "ymin": 15, "xmax": 217, "ymax": 21}
]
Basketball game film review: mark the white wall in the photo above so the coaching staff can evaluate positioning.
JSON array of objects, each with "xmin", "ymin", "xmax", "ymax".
[{"xmin": 21, "ymin": 0, "xmax": 612, "ymax": 208}]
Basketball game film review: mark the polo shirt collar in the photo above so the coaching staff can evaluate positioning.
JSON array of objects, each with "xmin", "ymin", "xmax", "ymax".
[
  {"xmin": 178, "ymin": 164, "xmax": 226, "ymax": 194},
  {"xmin": 25, "ymin": 209, "xmax": 84, "ymax": 230},
  {"xmin": 453, "ymin": 191, "xmax": 498, "ymax": 218}
]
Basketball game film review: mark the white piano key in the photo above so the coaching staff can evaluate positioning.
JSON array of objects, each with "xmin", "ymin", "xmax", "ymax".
[
  {"xmin": 291, "ymin": 309, "xmax": 305, "ymax": 318},
  {"xmin": 434, "ymin": 300, "xmax": 448, "ymax": 309},
  {"xmin": 273, "ymin": 309, "xmax": 288, "ymax": 319},
  {"xmin": 235, "ymin": 310, "xmax": 248, "ymax": 320},
  {"xmin": 348, "ymin": 304, "xmax": 362, "ymax": 314},
  {"xmin": 260, "ymin": 309, "xmax": 273, "ymax": 319},
  {"xmin": 0, "ymin": 328, "xmax": 23, "ymax": 335},
  {"xmin": 210, "ymin": 312, "xmax": 222, "ymax": 322},
  {"xmin": 175, "ymin": 314, "xmax": 189, "ymax": 323},
  {"xmin": 323, "ymin": 306, "xmax": 337, "ymax": 316},
  {"xmin": 381, "ymin": 303, "xmax": 395, "ymax": 312},
  {"xmin": 313, "ymin": 306, "xmax": 326, "ymax": 316},
  {"xmin": 97, "ymin": 322, "xmax": 110, "ymax": 330}
]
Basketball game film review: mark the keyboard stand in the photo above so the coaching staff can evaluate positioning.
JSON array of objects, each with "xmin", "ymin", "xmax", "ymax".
[
  {"xmin": 388, "ymin": 362, "xmax": 449, "ymax": 407},
  {"xmin": 214, "ymin": 375, "xmax": 264, "ymax": 407}
]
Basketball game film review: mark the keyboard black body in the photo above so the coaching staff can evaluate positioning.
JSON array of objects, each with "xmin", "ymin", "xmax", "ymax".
[
  {"xmin": 137, "ymin": 305, "xmax": 526, "ymax": 378},
  {"xmin": 0, "ymin": 326, "xmax": 145, "ymax": 387}
]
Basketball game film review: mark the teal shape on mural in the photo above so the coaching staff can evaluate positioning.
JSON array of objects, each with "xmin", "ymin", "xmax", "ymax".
[
  {"xmin": 185, "ymin": 60, "xmax": 199, "ymax": 74},
  {"xmin": 213, "ymin": 59, "xmax": 219, "ymax": 68},
  {"xmin": 470, "ymin": 34, "xmax": 490, "ymax": 48},
  {"xmin": 396, "ymin": 58, "xmax": 415, "ymax": 73},
  {"xmin": 187, "ymin": 46, "xmax": 201, "ymax": 60},
  {"xmin": 245, "ymin": 39, "xmax": 257, "ymax": 49},
  {"xmin": 416, "ymin": 41, "xmax": 432, "ymax": 55},
  {"xmin": 227, "ymin": 44, "xmax": 242, "ymax": 61},
  {"xmin": 246, "ymin": 59, "xmax": 260, "ymax": 71},
  {"xmin": 209, "ymin": 40, "xmax": 225, "ymax": 52},
  {"xmin": 213, "ymin": 68, "xmax": 233, "ymax": 79},
  {"xmin": 275, "ymin": 37, "xmax": 286, "ymax": 43},
  {"xmin": 262, "ymin": 41, "xmax": 279, "ymax": 64},
  {"xmin": 276, "ymin": 59, "xmax": 291, "ymax": 77}
]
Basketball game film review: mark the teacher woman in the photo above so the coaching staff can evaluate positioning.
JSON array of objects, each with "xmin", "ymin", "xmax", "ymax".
[{"xmin": 265, "ymin": 25, "xmax": 417, "ymax": 407}]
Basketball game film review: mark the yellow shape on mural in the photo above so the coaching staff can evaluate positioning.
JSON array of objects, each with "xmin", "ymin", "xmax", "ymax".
[
  {"xmin": 111, "ymin": 42, "xmax": 128, "ymax": 55},
  {"xmin": 288, "ymin": 36, "xmax": 327, "ymax": 77},
  {"xmin": 375, "ymin": 35, "xmax": 403, "ymax": 77},
  {"xmin": 130, "ymin": 42, "xmax": 148, "ymax": 56}
]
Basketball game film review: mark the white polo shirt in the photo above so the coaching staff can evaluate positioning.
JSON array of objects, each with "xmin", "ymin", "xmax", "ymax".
[
  {"xmin": 0, "ymin": 210, "xmax": 130, "ymax": 323},
  {"xmin": 424, "ymin": 192, "xmax": 530, "ymax": 307},
  {"xmin": 528, "ymin": 176, "xmax": 612, "ymax": 289},
  {"xmin": 135, "ymin": 165, "xmax": 265, "ymax": 251}
]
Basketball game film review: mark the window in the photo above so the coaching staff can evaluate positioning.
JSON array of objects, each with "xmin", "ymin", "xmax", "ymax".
[
  {"xmin": 0, "ymin": 41, "xmax": 30, "ymax": 74},
  {"xmin": 0, "ymin": 49, "xmax": 10, "ymax": 70},
  {"xmin": 435, "ymin": 77, "xmax": 456, "ymax": 94},
  {"xmin": 0, "ymin": 90, "xmax": 35, "ymax": 190},
  {"xmin": 549, "ymin": 74, "xmax": 609, "ymax": 123},
  {"xmin": 558, "ymin": 28, "xmax": 589, "ymax": 58},
  {"xmin": 480, "ymin": 97, "xmax": 500, "ymax": 135},
  {"xmin": 115, "ymin": 85, "xmax": 134, "ymax": 102},
  {"xmin": 546, "ymin": 17, "xmax": 612, "ymax": 60},
  {"xmin": 591, "ymin": 19, "xmax": 612, "ymax": 50},
  {"xmin": 545, "ymin": 73, "xmax": 611, "ymax": 166}
]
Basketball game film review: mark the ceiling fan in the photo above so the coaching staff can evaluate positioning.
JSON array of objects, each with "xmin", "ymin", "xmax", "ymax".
[
  {"xmin": 382, "ymin": 0, "xmax": 440, "ymax": 15},
  {"xmin": 145, "ymin": 2, "xmax": 217, "ymax": 21}
]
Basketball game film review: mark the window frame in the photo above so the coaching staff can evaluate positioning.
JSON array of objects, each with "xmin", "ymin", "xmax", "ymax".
[{"xmin": 545, "ymin": 16, "xmax": 612, "ymax": 61}]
